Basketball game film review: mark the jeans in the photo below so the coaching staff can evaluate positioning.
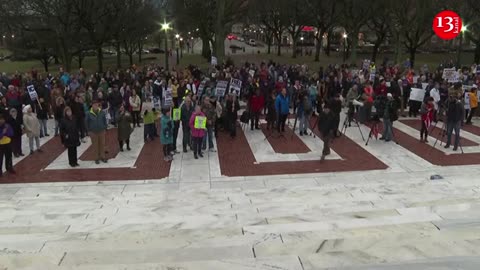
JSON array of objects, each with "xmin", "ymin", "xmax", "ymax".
[
  {"xmin": 77, "ymin": 118, "xmax": 87, "ymax": 139},
  {"xmin": 277, "ymin": 113, "xmax": 288, "ymax": 132},
  {"xmin": 39, "ymin": 119, "xmax": 48, "ymax": 136},
  {"xmin": 144, "ymin": 123, "xmax": 155, "ymax": 141},
  {"xmin": 54, "ymin": 120, "xmax": 60, "ymax": 136},
  {"xmin": 250, "ymin": 111, "xmax": 260, "ymax": 129},
  {"xmin": 67, "ymin": 146, "xmax": 78, "ymax": 166},
  {"xmin": 420, "ymin": 120, "xmax": 429, "ymax": 138},
  {"xmin": 446, "ymin": 121, "xmax": 461, "ymax": 148},
  {"xmin": 0, "ymin": 143, "xmax": 13, "ymax": 173},
  {"xmin": 467, "ymin": 107, "xmax": 477, "ymax": 123},
  {"xmin": 202, "ymin": 126, "xmax": 214, "ymax": 150},
  {"xmin": 383, "ymin": 118, "xmax": 393, "ymax": 141},
  {"xmin": 109, "ymin": 107, "xmax": 119, "ymax": 125},
  {"xmin": 299, "ymin": 113, "xmax": 310, "ymax": 133},
  {"xmin": 29, "ymin": 136, "xmax": 40, "ymax": 152},
  {"xmin": 193, "ymin": 136, "xmax": 203, "ymax": 156},
  {"xmin": 182, "ymin": 124, "xmax": 191, "ymax": 150}
]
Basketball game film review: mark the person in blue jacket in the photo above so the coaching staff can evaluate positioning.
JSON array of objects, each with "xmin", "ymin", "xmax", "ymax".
[{"xmin": 275, "ymin": 88, "xmax": 290, "ymax": 133}]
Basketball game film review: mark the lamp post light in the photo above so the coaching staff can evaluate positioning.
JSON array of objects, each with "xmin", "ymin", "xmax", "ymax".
[
  {"xmin": 457, "ymin": 24, "xmax": 468, "ymax": 68},
  {"xmin": 161, "ymin": 22, "xmax": 171, "ymax": 71},
  {"xmin": 343, "ymin": 33, "xmax": 348, "ymax": 62},
  {"xmin": 175, "ymin": 34, "xmax": 180, "ymax": 65}
]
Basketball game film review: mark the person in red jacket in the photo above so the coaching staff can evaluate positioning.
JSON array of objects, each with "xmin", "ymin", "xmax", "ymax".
[
  {"xmin": 375, "ymin": 79, "xmax": 388, "ymax": 97},
  {"xmin": 249, "ymin": 88, "xmax": 265, "ymax": 130}
]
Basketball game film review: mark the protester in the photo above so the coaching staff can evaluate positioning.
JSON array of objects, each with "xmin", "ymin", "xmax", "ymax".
[
  {"xmin": 86, "ymin": 100, "xmax": 108, "ymax": 164},
  {"xmin": 298, "ymin": 90, "xmax": 313, "ymax": 136},
  {"xmin": 317, "ymin": 104, "xmax": 335, "ymax": 161},
  {"xmin": 445, "ymin": 92, "xmax": 464, "ymax": 151},
  {"xmin": 23, "ymin": 105, "xmax": 42, "ymax": 154},
  {"xmin": 60, "ymin": 106, "xmax": 80, "ymax": 167},
  {"xmin": 160, "ymin": 108, "xmax": 173, "ymax": 162},
  {"xmin": 7, "ymin": 108, "xmax": 23, "ymax": 157},
  {"xmin": 129, "ymin": 89, "xmax": 141, "ymax": 127},
  {"xmin": 189, "ymin": 105, "xmax": 206, "ymax": 159},
  {"xmin": 225, "ymin": 93, "xmax": 240, "ymax": 138},
  {"xmin": 275, "ymin": 88, "xmax": 290, "ymax": 133},
  {"xmin": 420, "ymin": 97, "xmax": 435, "ymax": 143},
  {"xmin": 380, "ymin": 93, "xmax": 397, "ymax": 142},
  {"xmin": 36, "ymin": 98, "xmax": 50, "ymax": 137},
  {"xmin": 249, "ymin": 88, "xmax": 264, "ymax": 130},
  {"xmin": 117, "ymin": 105, "xmax": 133, "ymax": 152},
  {"xmin": 181, "ymin": 96, "xmax": 194, "ymax": 152},
  {"xmin": 466, "ymin": 85, "xmax": 478, "ymax": 125},
  {"xmin": 0, "ymin": 114, "xmax": 15, "ymax": 177},
  {"xmin": 142, "ymin": 98, "xmax": 157, "ymax": 142},
  {"xmin": 54, "ymin": 97, "xmax": 66, "ymax": 137},
  {"xmin": 266, "ymin": 90, "xmax": 277, "ymax": 130}
]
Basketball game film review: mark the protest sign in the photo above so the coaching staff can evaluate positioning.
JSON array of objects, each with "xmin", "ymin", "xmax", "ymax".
[
  {"xmin": 215, "ymin": 80, "xmax": 229, "ymax": 97},
  {"xmin": 153, "ymin": 96, "xmax": 161, "ymax": 110},
  {"xmin": 362, "ymin": 59, "xmax": 371, "ymax": 70},
  {"xmin": 194, "ymin": 116, "xmax": 207, "ymax": 129},
  {"xmin": 164, "ymin": 96, "xmax": 173, "ymax": 108},
  {"xmin": 27, "ymin": 85, "xmax": 38, "ymax": 101},
  {"xmin": 409, "ymin": 88, "xmax": 426, "ymax": 102},
  {"xmin": 211, "ymin": 56, "xmax": 217, "ymax": 66},
  {"xmin": 229, "ymin": 78, "xmax": 242, "ymax": 96},
  {"xmin": 172, "ymin": 108, "xmax": 181, "ymax": 121},
  {"xmin": 442, "ymin": 68, "xmax": 459, "ymax": 82},
  {"xmin": 197, "ymin": 80, "xmax": 206, "ymax": 97},
  {"xmin": 369, "ymin": 72, "xmax": 375, "ymax": 82}
]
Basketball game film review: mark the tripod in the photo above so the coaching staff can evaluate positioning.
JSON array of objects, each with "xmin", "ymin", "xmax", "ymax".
[
  {"xmin": 431, "ymin": 120, "xmax": 464, "ymax": 153},
  {"xmin": 341, "ymin": 111, "xmax": 365, "ymax": 142},
  {"xmin": 365, "ymin": 118, "xmax": 398, "ymax": 146}
]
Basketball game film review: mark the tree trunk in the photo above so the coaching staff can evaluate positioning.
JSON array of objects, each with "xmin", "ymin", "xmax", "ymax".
[
  {"xmin": 138, "ymin": 41, "xmax": 143, "ymax": 63},
  {"xmin": 54, "ymin": 56, "xmax": 59, "ymax": 64},
  {"xmin": 394, "ymin": 33, "xmax": 402, "ymax": 65},
  {"xmin": 292, "ymin": 39, "xmax": 297, "ymax": 58},
  {"xmin": 214, "ymin": 0, "xmax": 226, "ymax": 63},
  {"xmin": 349, "ymin": 32, "xmax": 359, "ymax": 64},
  {"xmin": 474, "ymin": 43, "xmax": 480, "ymax": 64},
  {"xmin": 201, "ymin": 38, "xmax": 211, "ymax": 59},
  {"xmin": 78, "ymin": 55, "xmax": 83, "ymax": 69},
  {"xmin": 129, "ymin": 53, "xmax": 134, "ymax": 66},
  {"xmin": 372, "ymin": 43, "xmax": 380, "ymax": 63},
  {"xmin": 325, "ymin": 29, "xmax": 333, "ymax": 56},
  {"xmin": 314, "ymin": 30, "xmax": 324, "ymax": 62},
  {"xmin": 116, "ymin": 41, "xmax": 121, "ymax": 69},
  {"xmin": 276, "ymin": 34, "xmax": 282, "ymax": 56},
  {"xmin": 96, "ymin": 46, "xmax": 104, "ymax": 73},
  {"xmin": 266, "ymin": 32, "xmax": 273, "ymax": 54},
  {"xmin": 41, "ymin": 59, "xmax": 49, "ymax": 72},
  {"xmin": 409, "ymin": 47, "xmax": 416, "ymax": 68}
]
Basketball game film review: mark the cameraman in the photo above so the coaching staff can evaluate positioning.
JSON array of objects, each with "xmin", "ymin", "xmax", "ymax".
[
  {"xmin": 444, "ymin": 91, "xmax": 464, "ymax": 151},
  {"xmin": 380, "ymin": 93, "xmax": 397, "ymax": 142}
]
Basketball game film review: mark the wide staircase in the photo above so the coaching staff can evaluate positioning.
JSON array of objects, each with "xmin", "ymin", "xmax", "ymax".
[{"xmin": 1, "ymin": 173, "xmax": 480, "ymax": 269}]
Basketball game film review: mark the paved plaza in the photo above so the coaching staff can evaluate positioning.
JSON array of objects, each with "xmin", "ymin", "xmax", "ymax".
[{"xmin": 2, "ymin": 113, "xmax": 480, "ymax": 269}]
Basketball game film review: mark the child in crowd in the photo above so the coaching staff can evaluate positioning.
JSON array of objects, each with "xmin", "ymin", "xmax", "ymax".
[
  {"xmin": 189, "ymin": 105, "xmax": 206, "ymax": 159},
  {"xmin": 160, "ymin": 108, "xmax": 173, "ymax": 162}
]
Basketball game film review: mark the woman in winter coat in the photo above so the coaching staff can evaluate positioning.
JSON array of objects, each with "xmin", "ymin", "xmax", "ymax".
[
  {"xmin": 60, "ymin": 106, "xmax": 80, "ymax": 167},
  {"xmin": 117, "ymin": 105, "xmax": 133, "ymax": 151},
  {"xmin": 189, "ymin": 105, "xmax": 206, "ymax": 159},
  {"xmin": 23, "ymin": 105, "xmax": 42, "ymax": 154},
  {"xmin": 129, "ymin": 89, "xmax": 141, "ymax": 127},
  {"xmin": 161, "ymin": 108, "xmax": 174, "ymax": 162}
]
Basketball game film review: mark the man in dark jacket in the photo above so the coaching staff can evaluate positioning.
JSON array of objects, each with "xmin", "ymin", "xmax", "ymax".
[
  {"xmin": 318, "ymin": 104, "xmax": 335, "ymax": 161},
  {"xmin": 328, "ymin": 94, "xmax": 342, "ymax": 137},
  {"xmin": 181, "ymin": 96, "xmax": 194, "ymax": 152},
  {"xmin": 445, "ymin": 94, "xmax": 464, "ymax": 151},
  {"xmin": 108, "ymin": 87, "xmax": 123, "ymax": 126}
]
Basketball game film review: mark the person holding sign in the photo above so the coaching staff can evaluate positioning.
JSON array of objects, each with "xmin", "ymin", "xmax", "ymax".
[{"xmin": 189, "ymin": 105, "xmax": 206, "ymax": 159}]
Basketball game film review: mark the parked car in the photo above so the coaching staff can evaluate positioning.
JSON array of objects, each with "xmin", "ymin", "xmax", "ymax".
[
  {"xmin": 148, "ymin": 48, "xmax": 165, "ymax": 54},
  {"xmin": 229, "ymin": 44, "xmax": 243, "ymax": 50},
  {"xmin": 247, "ymin": 39, "xmax": 256, "ymax": 46}
]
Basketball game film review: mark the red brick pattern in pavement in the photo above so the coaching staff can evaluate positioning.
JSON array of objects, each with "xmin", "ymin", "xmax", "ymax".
[
  {"xmin": 261, "ymin": 124, "xmax": 310, "ymax": 154},
  {"xmin": 216, "ymin": 117, "xmax": 388, "ymax": 177},
  {"xmin": 461, "ymin": 123, "xmax": 480, "ymax": 136},
  {"xmin": 399, "ymin": 119, "xmax": 478, "ymax": 146},
  {"xmin": 3, "ymin": 136, "xmax": 170, "ymax": 184},
  {"xmin": 80, "ymin": 129, "xmax": 120, "ymax": 161}
]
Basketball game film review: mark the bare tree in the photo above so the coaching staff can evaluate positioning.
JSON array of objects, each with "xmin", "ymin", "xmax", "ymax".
[{"xmin": 306, "ymin": 0, "xmax": 338, "ymax": 61}]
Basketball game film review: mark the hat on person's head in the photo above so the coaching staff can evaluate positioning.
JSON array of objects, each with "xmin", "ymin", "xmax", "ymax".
[
  {"xmin": 472, "ymin": 84, "xmax": 478, "ymax": 89},
  {"xmin": 23, "ymin": 104, "xmax": 31, "ymax": 114},
  {"xmin": 387, "ymin": 93, "xmax": 393, "ymax": 98}
]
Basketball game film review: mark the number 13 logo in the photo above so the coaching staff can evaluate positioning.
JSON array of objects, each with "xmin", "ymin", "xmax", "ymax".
[{"xmin": 433, "ymin": 10, "xmax": 462, "ymax": 40}]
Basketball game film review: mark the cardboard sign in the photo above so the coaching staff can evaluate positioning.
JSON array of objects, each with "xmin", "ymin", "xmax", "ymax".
[
  {"xmin": 194, "ymin": 116, "xmax": 207, "ymax": 129},
  {"xmin": 442, "ymin": 68, "xmax": 459, "ymax": 82},
  {"xmin": 422, "ymin": 83, "xmax": 429, "ymax": 90},
  {"xmin": 409, "ymin": 88, "xmax": 425, "ymax": 102},
  {"xmin": 362, "ymin": 59, "xmax": 371, "ymax": 70},
  {"xmin": 229, "ymin": 78, "xmax": 242, "ymax": 96},
  {"xmin": 211, "ymin": 56, "xmax": 217, "ymax": 66},
  {"xmin": 153, "ymin": 97, "xmax": 161, "ymax": 110},
  {"xmin": 197, "ymin": 80, "xmax": 206, "ymax": 97},
  {"xmin": 172, "ymin": 108, "xmax": 181, "ymax": 121},
  {"xmin": 249, "ymin": 69, "xmax": 255, "ymax": 78},
  {"xmin": 27, "ymin": 85, "xmax": 38, "ymax": 101},
  {"xmin": 369, "ymin": 72, "xmax": 375, "ymax": 82},
  {"xmin": 164, "ymin": 96, "xmax": 173, "ymax": 108},
  {"xmin": 464, "ymin": 92, "xmax": 471, "ymax": 110},
  {"xmin": 215, "ymin": 80, "xmax": 229, "ymax": 97}
]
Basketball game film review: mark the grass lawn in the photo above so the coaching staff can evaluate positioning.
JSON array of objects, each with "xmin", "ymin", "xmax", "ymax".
[{"xmin": 0, "ymin": 50, "xmax": 474, "ymax": 75}]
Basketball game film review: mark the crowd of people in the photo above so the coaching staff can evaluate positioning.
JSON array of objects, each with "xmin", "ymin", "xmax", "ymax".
[{"xmin": 0, "ymin": 57, "xmax": 479, "ymax": 176}]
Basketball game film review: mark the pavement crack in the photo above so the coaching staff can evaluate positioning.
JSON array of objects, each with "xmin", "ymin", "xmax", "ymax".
[
  {"xmin": 298, "ymin": 256, "xmax": 305, "ymax": 270},
  {"xmin": 315, "ymin": 240, "xmax": 327, "ymax": 253},
  {"xmin": 57, "ymin": 252, "xmax": 67, "ymax": 266}
]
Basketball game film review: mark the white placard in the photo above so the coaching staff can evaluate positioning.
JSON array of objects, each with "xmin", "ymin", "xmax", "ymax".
[
  {"xmin": 409, "ymin": 88, "xmax": 425, "ymax": 102},
  {"xmin": 386, "ymin": 82, "xmax": 391, "ymax": 87},
  {"xmin": 197, "ymin": 80, "xmax": 206, "ymax": 97},
  {"xmin": 164, "ymin": 96, "xmax": 173, "ymax": 107},
  {"xmin": 465, "ymin": 92, "xmax": 471, "ymax": 110},
  {"xmin": 211, "ymin": 56, "xmax": 217, "ymax": 66},
  {"xmin": 27, "ymin": 85, "xmax": 38, "ymax": 101},
  {"xmin": 442, "ymin": 68, "xmax": 459, "ymax": 82},
  {"xmin": 215, "ymin": 80, "xmax": 229, "ymax": 97},
  {"xmin": 229, "ymin": 78, "xmax": 242, "ymax": 96}
]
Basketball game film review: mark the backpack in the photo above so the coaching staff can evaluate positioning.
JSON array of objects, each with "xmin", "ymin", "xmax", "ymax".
[{"xmin": 303, "ymin": 96, "xmax": 312, "ymax": 113}]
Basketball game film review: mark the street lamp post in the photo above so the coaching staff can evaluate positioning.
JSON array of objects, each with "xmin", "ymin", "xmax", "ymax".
[
  {"xmin": 180, "ymin": 37, "xmax": 184, "ymax": 58},
  {"xmin": 175, "ymin": 34, "xmax": 180, "ymax": 65},
  {"xmin": 161, "ymin": 22, "xmax": 171, "ymax": 71},
  {"xmin": 457, "ymin": 25, "xmax": 467, "ymax": 68},
  {"xmin": 343, "ymin": 33, "xmax": 348, "ymax": 63}
]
